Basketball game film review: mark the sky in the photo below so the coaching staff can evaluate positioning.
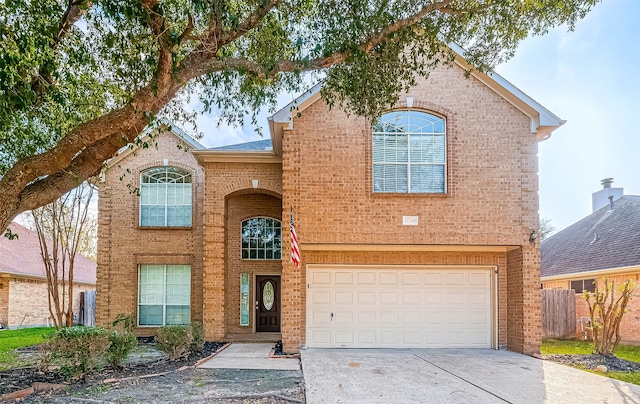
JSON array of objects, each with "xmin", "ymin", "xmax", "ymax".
[{"xmin": 192, "ymin": 0, "xmax": 640, "ymax": 233}]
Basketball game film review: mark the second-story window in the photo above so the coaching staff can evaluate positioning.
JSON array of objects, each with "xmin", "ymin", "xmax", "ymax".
[
  {"xmin": 140, "ymin": 167, "xmax": 192, "ymax": 227},
  {"xmin": 373, "ymin": 110, "xmax": 446, "ymax": 193},
  {"xmin": 242, "ymin": 217, "xmax": 282, "ymax": 259}
]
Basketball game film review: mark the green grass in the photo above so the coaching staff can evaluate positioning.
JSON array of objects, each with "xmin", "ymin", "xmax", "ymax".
[
  {"xmin": 541, "ymin": 339, "xmax": 594, "ymax": 355},
  {"xmin": 0, "ymin": 327, "xmax": 55, "ymax": 370},
  {"xmin": 0, "ymin": 327, "xmax": 55, "ymax": 353},
  {"xmin": 542, "ymin": 339, "xmax": 640, "ymax": 386}
]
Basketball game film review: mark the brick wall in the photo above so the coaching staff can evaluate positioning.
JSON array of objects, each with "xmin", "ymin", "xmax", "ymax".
[
  {"xmin": 6, "ymin": 276, "xmax": 92, "ymax": 327},
  {"xmin": 201, "ymin": 162, "xmax": 282, "ymax": 340},
  {"xmin": 0, "ymin": 274, "xmax": 9, "ymax": 326},
  {"xmin": 225, "ymin": 193, "xmax": 282, "ymax": 335},
  {"xmin": 281, "ymin": 62, "xmax": 541, "ymax": 353},
  {"xmin": 97, "ymin": 131, "xmax": 204, "ymax": 335}
]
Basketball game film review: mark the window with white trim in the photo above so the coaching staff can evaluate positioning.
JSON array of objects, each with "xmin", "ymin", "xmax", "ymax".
[
  {"xmin": 241, "ymin": 217, "xmax": 282, "ymax": 260},
  {"xmin": 373, "ymin": 110, "xmax": 446, "ymax": 193},
  {"xmin": 140, "ymin": 167, "xmax": 192, "ymax": 227},
  {"xmin": 138, "ymin": 264, "xmax": 191, "ymax": 326},
  {"xmin": 570, "ymin": 278, "xmax": 596, "ymax": 294}
]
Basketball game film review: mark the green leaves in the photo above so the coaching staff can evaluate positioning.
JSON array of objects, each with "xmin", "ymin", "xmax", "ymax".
[{"xmin": 0, "ymin": 0, "xmax": 600, "ymax": 228}]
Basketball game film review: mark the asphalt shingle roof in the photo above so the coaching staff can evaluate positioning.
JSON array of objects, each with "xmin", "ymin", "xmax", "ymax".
[
  {"xmin": 211, "ymin": 139, "xmax": 272, "ymax": 151},
  {"xmin": 0, "ymin": 222, "xmax": 96, "ymax": 284},
  {"xmin": 541, "ymin": 195, "xmax": 640, "ymax": 277}
]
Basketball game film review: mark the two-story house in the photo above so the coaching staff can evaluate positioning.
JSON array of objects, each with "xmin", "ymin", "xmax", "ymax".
[{"xmin": 96, "ymin": 47, "xmax": 563, "ymax": 355}]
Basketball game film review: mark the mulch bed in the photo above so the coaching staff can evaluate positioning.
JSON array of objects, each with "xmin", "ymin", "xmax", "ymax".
[
  {"xmin": 0, "ymin": 340, "xmax": 226, "ymax": 398},
  {"xmin": 544, "ymin": 354, "xmax": 640, "ymax": 372}
]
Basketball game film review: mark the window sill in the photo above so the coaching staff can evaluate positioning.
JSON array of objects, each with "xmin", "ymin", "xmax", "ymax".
[
  {"xmin": 371, "ymin": 192, "xmax": 449, "ymax": 197},
  {"xmin": 138, "ymin": 226, "xmax": 193, "ymax": 230}
]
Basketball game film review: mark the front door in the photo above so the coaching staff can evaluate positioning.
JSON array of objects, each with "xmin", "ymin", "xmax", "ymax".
[{"xmin": 255, "ymin": 275, "xmax": 281, "ymax": 332}]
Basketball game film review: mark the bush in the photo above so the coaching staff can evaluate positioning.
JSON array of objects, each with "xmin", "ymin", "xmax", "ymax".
[
  {"xmin": 106, "ymin": 313, "xmax": 138, "ymax": 367},
  {"xmin": 46, "ymin": 326, "xmax": 111, "ymax": 376},
  {"xmin": 189, "ymin": 322, "xmax": 205, "ymax": 355},
  {"xmin": 106, "ymin": 331, "xmax": 138, "ymax": 367},
  {"xmin": 154, "ymin": 323, "xmax": 205, "ymax": 358}
]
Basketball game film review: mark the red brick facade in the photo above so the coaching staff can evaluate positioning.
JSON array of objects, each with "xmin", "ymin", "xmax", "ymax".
[{"xmin": 97, "ymin": 62, "xmax": 549, "ymax": 354}]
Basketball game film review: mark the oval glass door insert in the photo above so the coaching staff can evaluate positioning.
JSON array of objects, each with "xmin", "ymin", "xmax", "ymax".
[{"xmin": 263, "ymin": 281, "xmax": 274, "ymax": 311}]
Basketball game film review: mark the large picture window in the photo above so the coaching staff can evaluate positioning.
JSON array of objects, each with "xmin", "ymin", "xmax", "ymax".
[
  {"xmin": 241, "ymin": 217, "xmax": 282, "ymax": 260},
  {"xmin": 373, "ymin": 110, "xmax": 446, "ymax": 193},
  {"xmin": 138, "ymin": 264, "xmax": 191, "ymax": 326},
  {"xmin": 140, "ymin": 167, "xmax": 192, "ymax": 227}
]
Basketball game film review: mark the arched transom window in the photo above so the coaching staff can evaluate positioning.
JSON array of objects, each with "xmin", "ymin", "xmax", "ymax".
[
  {"xmin": 241, "ymin": 217, "xmax": 282, "ymax": 260},
  {"xmin": 140, "ymin": 167, "xmax": 192, "ymax": 227},
  {"xmin": 373, "ymin": 110, "xmax": 446, "ymax": 193}
]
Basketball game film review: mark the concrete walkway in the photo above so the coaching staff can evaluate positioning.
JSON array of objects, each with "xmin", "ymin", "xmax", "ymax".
[
  {"xmin": 197, "ymin": 343, "xmax": 300, "ymax": 370},
  {"xmin": 301, "ymin": 348, "xmax": 640, "ymax": 404}
]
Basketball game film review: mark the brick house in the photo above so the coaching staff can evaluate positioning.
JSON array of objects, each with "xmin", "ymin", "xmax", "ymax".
[
  {"xmin": 97, "ymin": 47, "xmax": 563, "ymax": 355},
  {"xmin": 0, "ymin": 222, "xmax": 96, "ymax": 328},
  {"xmin": 542, "ymin": 179, "xmax": 640, "ymax": 343}
]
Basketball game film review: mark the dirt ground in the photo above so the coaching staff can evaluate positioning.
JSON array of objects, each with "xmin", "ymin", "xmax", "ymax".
[{"xmin": 1, "ymin": 343, "xmax": 305, "ymax": 403}]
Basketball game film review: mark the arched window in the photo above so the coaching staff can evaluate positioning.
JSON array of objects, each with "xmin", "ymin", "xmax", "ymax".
[
  {"xmin": 140, "ymin": 167, "xmax": 192, "ymax": 227},
  {"xmin": 241, "ymin": 217, "xmax": 282, "ymax": 260},
  {"xmin": 373, "ymin": 110, "xmax": 446, "ymax": 193}
]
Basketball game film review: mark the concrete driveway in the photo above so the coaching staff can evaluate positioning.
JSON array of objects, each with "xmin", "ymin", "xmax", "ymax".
[{"xmin": 301, "ymin": 349, "xmax": 640, "ymax": 403}]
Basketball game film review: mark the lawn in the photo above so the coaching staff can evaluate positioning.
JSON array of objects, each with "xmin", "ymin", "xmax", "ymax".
[
  {"xmin": 542, "ymin": 339, "xmax": 640, "ymax": 385},
  {"xmin": 0, "ymin": 327, "xmax": 55, "ymax": 370}
]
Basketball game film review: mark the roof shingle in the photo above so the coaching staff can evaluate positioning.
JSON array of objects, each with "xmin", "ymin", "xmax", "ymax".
[
  {"xmin": 541, "ymin": 196, "xmax": 640, "ymax": 277},
  {"xmin": 0, "ymin": 222, "xmax": 96, "ymax": 284}
]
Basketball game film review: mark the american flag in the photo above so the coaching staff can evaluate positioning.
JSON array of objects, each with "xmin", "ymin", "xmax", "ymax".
[{"xmin": 290, "ymin": 208, "xmax": 300, "ymax": 268}]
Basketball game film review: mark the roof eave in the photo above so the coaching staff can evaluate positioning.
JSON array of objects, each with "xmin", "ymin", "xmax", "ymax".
[
  {"xmin": 448, "ymin": 43, "xmax": 564, "ymax": 140},
  {"xmin": 192, "ymin": 149, "xmax": 282, "ymax": 164}
]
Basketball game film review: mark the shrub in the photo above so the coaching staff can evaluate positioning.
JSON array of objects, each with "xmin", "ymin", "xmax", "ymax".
[
  {"xmin": 46, "ymin": 326, "xmax": 111, "ymax": 376},
  {"xmin": 584, "ymin": 278, "xmax": 634, "ymax": 355},
  {"xmin": 156, "ymin": 325, "xmax": 193, "ymax": 360},
  {"xmin": 106, "ymin": 331, "xmax": 137, "ymax": 367},
  {"xmin": 189, "ymin": 322, "xmax": 205, "ymax": 355},
  {"xmin": 106, "ymin": 313, "xmax": 138, "ymax": 367}
]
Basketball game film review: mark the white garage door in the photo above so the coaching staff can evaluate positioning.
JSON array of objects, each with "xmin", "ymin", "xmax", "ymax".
[{"xmin": 306, "ymin": 266, "xmax": 494, "ymax": 348}]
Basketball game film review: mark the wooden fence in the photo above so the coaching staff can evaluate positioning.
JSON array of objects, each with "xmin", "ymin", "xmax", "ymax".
[
  {"xmin": 79, "ymin": 290, "xmax": 96, "ymax": 326},
  {"xmin": 542, "ymin": 289, "xmax": 576, "ymax": 338}
]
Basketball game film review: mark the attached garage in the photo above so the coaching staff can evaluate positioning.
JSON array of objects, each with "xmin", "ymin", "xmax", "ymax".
[{"xmin": 306, "ymin": 265, "xmax": 497, "ymax": 348}]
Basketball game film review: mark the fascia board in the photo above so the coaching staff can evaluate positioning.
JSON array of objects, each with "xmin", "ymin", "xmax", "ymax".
[{"xmin": 191, "ymin": 150, "xmax": 282, "ymax": 164}]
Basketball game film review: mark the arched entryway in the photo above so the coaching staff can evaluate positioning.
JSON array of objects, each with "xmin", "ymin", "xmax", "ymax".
[{"xmin": 224, "ymin": 190, "xmax": 283, "ymax": 340}]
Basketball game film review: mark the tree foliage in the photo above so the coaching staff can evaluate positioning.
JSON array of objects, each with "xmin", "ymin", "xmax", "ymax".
[
  {"xmin": 583, "ymin": 278, "xmax": 634, "ymax": 356},
  {"xmin": 0, "ymin": 0, "xmax": 600, "ymax": 231}
]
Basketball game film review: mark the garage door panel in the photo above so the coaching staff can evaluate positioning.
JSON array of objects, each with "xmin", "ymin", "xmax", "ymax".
[
  {"xmin": 307, "ymin": 267, "xmax": 493, "ymax": 349},
  {"xmin": 357, "ymin": 272, "xmax": 376, "ymax": 284},
  {"xmin": 335, "ymin": 271, "xmax": 353, "ymax": 284},
  {"xmin": 334, "ymin": 312, "xmax": 353, "ymax": 323},
  {"xmin": 310, "ymin": 290, "xmax": 330, "ymax": 304},
  {"xmin": 335, "ymin": 291, "xmax": 353, "ymax": 304},
  {"xmin": 380, "ymin": 272, "xmax": 398, "ymax": 284}
]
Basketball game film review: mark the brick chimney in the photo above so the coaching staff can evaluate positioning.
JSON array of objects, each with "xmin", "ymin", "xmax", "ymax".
[{"xmin": 592, "ymin": 178, "xmax": 623, "ymax": 212}]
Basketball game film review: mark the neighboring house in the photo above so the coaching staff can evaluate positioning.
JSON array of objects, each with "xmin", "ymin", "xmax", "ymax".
[
  {"xmin": 97, "ymin": 46, "xmax": 564, "ymax": 355},
  {"xmin": 0, "ymin": 222, "xmax": 96, "ymax": 328},
  {"xmin": 541, "ymin": 179, "xmax": 640, "ymax": 342}
]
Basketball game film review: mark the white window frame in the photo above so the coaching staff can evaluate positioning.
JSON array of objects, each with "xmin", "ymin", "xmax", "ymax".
[
  {"xmin": 138, "ymin": 264, "xmax": 191, "ymax": 327},
  {"xmin": 139, "ymin": 167, "xmax": 192, "ymax": 227},
  {"xmin": 372, "ymin": 110, "xmax": 447, "ymax": 194},
  {"xmin": 241, "ymin": 217, "xmax": 282, "ymax": 260}
]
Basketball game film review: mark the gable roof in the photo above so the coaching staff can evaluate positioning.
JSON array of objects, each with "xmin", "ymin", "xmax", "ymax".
[
  {"xmin": 211, "ymin": 139, "xmax": 273, "ymax": 151},
  {"xmin": 267, "ymin": 44, "xmax": 565, "ymax": 157},
  {"xmin": 541, "ymin": 196, "xmax": 640, "ymax": 278},
  {"xmin": 0, "ymin": 222, "xmax": 97, "ymax": 284},
  {"xmin": 106, "ymin": 118, "xmax": 205, "ymax": 168}
]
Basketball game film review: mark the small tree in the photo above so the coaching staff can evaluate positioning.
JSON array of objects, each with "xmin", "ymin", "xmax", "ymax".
[
  {"xmin": 32, "ymin": 180, "xmax": 96, "ymax": 329},
  {"xmin": 583, "ymin": 278, "xmax": 634, "ymax": 355}
]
